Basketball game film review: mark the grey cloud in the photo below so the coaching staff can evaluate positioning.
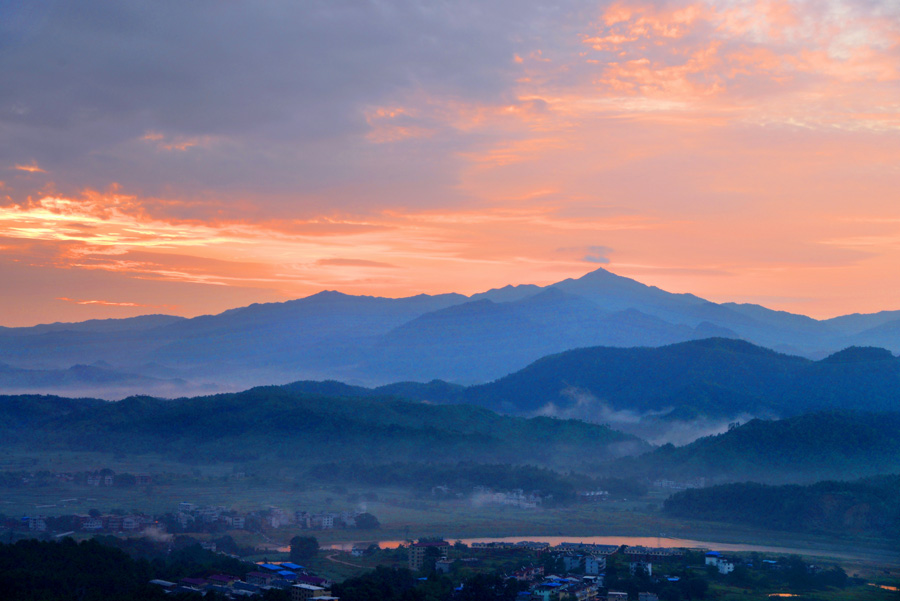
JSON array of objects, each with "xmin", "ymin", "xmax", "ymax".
[
  {"xmin": 0, "ymin": 0, "xmax": 597, "ymax": 215},
  {"xmin": 557, "ymin": 244, "xmax": 612, "ymax": 253},
  {"xmin": 584, "ymin": 245, "xmax": 614, "ymax": 263},
  {"xmin": 555, "ymin": 244, "xmax": 613, "ymax": 264}
]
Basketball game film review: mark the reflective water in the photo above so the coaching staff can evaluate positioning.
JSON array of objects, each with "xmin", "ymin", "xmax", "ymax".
[{"xmin": 326, "ymin": 535, "xmax": 836, "ymax": 556}]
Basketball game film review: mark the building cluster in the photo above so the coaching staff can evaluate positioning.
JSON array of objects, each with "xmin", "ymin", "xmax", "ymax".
[
  {"xmin": 502, "ymin": 542, "xmax": 812, "ymax": 601},
  {"xmin": 651, "ymin": 477, "xmax": 706, "ymax": 491},
  {"xmin": 703, "ymin": 551, "xmax": 736, "ymax": 574},
  {"xmin": 12, "ymin": 500, "xmax": 372, "ymax": 538},
  {"xmin": 175, "ymin": 502, "xmax": 245, "ymax": 530},
  {"xmin": 10, "ymin": 512, "xmax": 158, "ymax": 534},
  {"xmin": 456, "ymin": 542, "xmax": 697, "ymax": 601},
  {"xmin": 576, "ymin": 490, "xmax": 610, "ymax": 502},
  {"xmin": 702, "ymin": 552, "xmax": 808, "ymax": 576},
  {"xmin": 148, "ymin": 561, "xmax": 335, "ymax": 599},
  {"xmin": 174, "ymin": 503, "xmax": 368, "ymax": 532},
  {"xmin": 431, "ymin": 485, "xmax": 548, "ymax": 508},
  {"xmin": 84, "ymin": 471, "xmax": 152, "ymax": 487},
  {"xmin": 472, "ymin": 487, "xmax": 543, "ymax": 509},
  {"xmin": 471, "ymin": 541, "xmax": 552, "ymax": 552},
  {"xmin": 0, "ymin": 469, "xmax": 152, "ymax": 488},
  {"xmin": 409, "ymin": 540, "xmax": 451, "ymax": 570},
  {"xmin": 530, "ymin": 575, "xmax": 604, "ymax": 601},
  {"xmin": 295, "ymin": 510, "xmax": 363, "ymax": 530}
]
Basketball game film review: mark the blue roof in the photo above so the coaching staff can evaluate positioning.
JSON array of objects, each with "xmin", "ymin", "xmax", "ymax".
[
  {"xmin": 279, "ymin": 571, "xmax": 298, "ymax": 579},
  {"xmin": 234, "ymin": 582, "xmax": 259, "ymax": 591},
  {"xmin": 281, "ymin": 563, "xmax": 303, "ymax": 570},
  {"xmin": 667, "ymin": 577, "xmax": 681, "ymax": 582},
  {"xmin": 260, "ymin": 563, "xmax": 283, "ymax": 571},
  {"xmin": 705, "ymin": 551, "xmax": 721, "ymax": 556}
]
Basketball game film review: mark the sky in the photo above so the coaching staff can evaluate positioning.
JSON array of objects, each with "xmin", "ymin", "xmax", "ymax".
[{"xmin": 1, "ymin": 0, "xmax": 899, "ymax": 326}]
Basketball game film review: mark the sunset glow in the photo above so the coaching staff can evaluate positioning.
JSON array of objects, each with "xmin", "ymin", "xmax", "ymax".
[{"xmin": 2, "ymin": 0, "xmax": 899, "ymax": 325}]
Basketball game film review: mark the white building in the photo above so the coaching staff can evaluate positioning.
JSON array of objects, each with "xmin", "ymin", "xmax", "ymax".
[{"xmin": 585, "ymin": 556, "xmax": 606, "ymax": 575}]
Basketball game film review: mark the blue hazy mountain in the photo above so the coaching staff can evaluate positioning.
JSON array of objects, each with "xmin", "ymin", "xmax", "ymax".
[{"xmin": 0, "ymin": 267, "xmax": 898, "ymax": 396}]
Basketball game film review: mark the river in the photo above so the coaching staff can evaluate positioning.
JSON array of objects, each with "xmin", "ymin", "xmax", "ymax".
[{"xmin": 325, "ymin": 535, "xmax": 861, "ymax": 558}]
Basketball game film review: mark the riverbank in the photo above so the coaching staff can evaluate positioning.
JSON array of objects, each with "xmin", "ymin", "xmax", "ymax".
[{"xmin": 293, "ymin": 499, "xmax": 900, "ymax": 568}]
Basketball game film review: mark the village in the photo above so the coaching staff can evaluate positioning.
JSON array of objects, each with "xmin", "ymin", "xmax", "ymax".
[
  {"xmin": 0, "ymin": 468, "xmax": 872, "ymax": 600},
  {"xmin": 7, "ymin": 499, "xmax": 378, "ymax": 540},
  {"xmin": 132, "ymin": 537, "xmax": 831, "ymax": 601},
  {"xmin": 148, "ymin": 560, "xmax": 335, "ymax": 599},
  {"xmin": 405, "ymin": 539, "xmax": 732, "ymax": 601}
]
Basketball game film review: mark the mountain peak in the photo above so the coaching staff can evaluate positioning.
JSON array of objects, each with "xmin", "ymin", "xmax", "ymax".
[
  {"xmin": 558, "ymin": 266, "xmax": 627, "ymax": 284},
  {"xmin": 579, "ymin": 266, "xmax": 616, "ymax": 278},
  {"xmin": 307, "ymin": 290, "xmax": 350, "ymax": 299}
]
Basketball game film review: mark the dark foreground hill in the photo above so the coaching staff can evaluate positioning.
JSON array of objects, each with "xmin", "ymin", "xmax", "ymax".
[
  {"xmin": 0, "ymin": 388, "xmax": 649, "ymax": 468},
  {"xmin": 663, "ymin": 474, "xmax": 900, "ymax": 539},
  {"xmin": 605, "ymin": 411, "xmax": 900, "ymax": 484}
]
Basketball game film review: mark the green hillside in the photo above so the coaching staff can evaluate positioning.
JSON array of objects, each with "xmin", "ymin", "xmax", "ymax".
[
  {"xmin": 0, "ymin": 387, "xmax": 648, "ymax": 468},
  {"xmin": 285, "ymin": 339, "xmax": 900, "ymax": 422},
  {"xmin": 463, "ymin": 338, "xmax": 900, "ymax": 417},
  {"xmin": 663, "ymin": 474, "xmax": 900, "ymax": 539},
  {"xmin": 608, "ymin": 411, "xmax": 900, "ymax": 483}
]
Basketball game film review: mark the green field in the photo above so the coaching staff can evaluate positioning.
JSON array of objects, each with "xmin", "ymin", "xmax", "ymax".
[{"xmin": 2, "ymin": 448, "xmax": 899, "ymax": 587}]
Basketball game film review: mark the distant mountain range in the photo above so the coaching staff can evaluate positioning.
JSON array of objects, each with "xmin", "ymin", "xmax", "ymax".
[{"xmin": 2, "ymin": 267, "xmax": 900, "ymax": 397}]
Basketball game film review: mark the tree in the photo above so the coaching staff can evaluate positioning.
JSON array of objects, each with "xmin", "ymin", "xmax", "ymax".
[
  {"xmin": 685, "ymin": 577, "xmax": 708, "ymax": 600},
  {"xmin": 421, "ymin": 545, "xmax": 443, "ymax": 574},
  {"xmin": 355, "ymin": 513, "xmax": 380, "ymax": 530},
  {"xmin": 290, "ymin": 536, "xmax": 319, "ymax": 564}
]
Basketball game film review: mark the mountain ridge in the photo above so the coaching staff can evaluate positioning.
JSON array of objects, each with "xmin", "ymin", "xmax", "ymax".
[
  {"xmin": 280, "ymin": 337, "xmax": 900, "ymax": 446},
  {"xmin": 1, "ymin": 267, "xmax": 899, "ymax": 396}
]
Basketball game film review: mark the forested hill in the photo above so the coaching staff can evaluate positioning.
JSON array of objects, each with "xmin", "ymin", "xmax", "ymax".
[
  {"xmin": 0, "ymin": 394, "xmax": 105, "ymax": 443},
  {"xmin": 0, "ymin": 388, "xmax": 648, "ymax": 467},
  {"xmin": 605, "ymin": 411, "xmax": 900, "ymax": 484},
  {"xmin": 285, "ymin": 338, "xmax": 900, "ymax": 421},
  {"xmin": 663, "ymin": 475, "xmax": 900, "ymax": 539},
  {"xmin": 461, "ymin": 339, "xmax": 900, "ymax": 417}
]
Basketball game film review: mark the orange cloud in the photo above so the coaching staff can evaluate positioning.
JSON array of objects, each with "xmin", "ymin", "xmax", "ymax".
[
  {"xmin": 56, "ymin": 297, "xmax": 171, "ymax": 309},
  {"xmin": 141, "ymin": 130, "xmax": 218, "ymax": 151},
  {"xmin": 365, "ymin": 106, "xmax": 437, "ymax": 143},
  {"xmin": 14, "ymin": 163, "xmax": 46, "ymax": 173},
  {"xmin": 317, "ymin": 258, "xmax": 399, "ymax": 268}
]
